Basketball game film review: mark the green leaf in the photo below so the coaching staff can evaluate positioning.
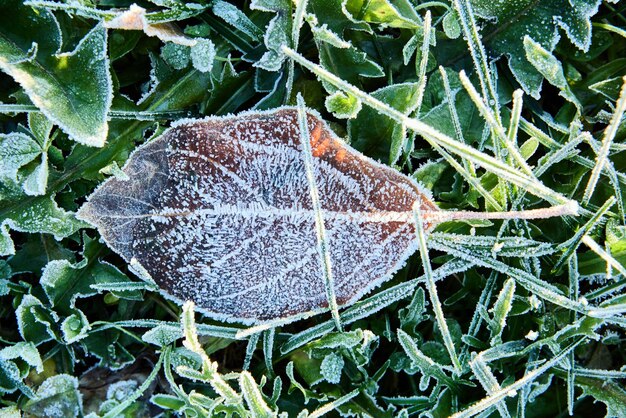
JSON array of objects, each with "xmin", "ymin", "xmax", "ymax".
[
  {"xmin": 471, "ymin": 0, "xmax": 602, "ymax": 98},
  {"xmin": 252, "ymin": 0, "xmax": 292, "ymax": 71},
  {"xmin": 0, "ymin": 133, "xmax": 41, "ymax": 181},
  {"xmin": 325, "ymin": 91, "xmax": 362, "ymax": 119},
  {"xmin": 0, "ymin": 194, "xmax": 85, "ymax": 256},
  {"xmin": 41, "ymin": 236, "xmax": 142, "ymax": 312},
  {"xmin": 142, "ymin": 324, "xmax": 183, "ymax": 347},
  {"xmin": 161, "ymin": 43, "xmax": 191, "ymax": 70},
  {"xmin": 523, "ymin": 36, "xmax": 582, "ymax": 109},
  {"xmin": 489, "ymin": 278, "xmax": 515, "ymax": 346},
  {"xmin": 320, "ymin": 352, "xmax": 344, "ymax": 384},
  {"xmin": 23, "ymin": 374, "xmax": 83, "ymax": 418},
  {"xmin": 15, "ymin": 295, "xmax": 56, "ymax": 345},
  {"xmin": 0, "ymin": 2, "xmax": 112, "ymax": 146},
  {"xmin": 343, "ymin": 0, "xmax": 421, "ymax": 29},
  {"xmin": 212, "ymin": 0, "xmax": 263, "ymax": 41},
  {"xmin": 60, "ymin": 309, "xmax": 91, "ymax": 344},
  {"xmin": 150, "ymin": 393, "xmax": 186, "ymax": 411},
  {"xmin": 577, "ymin": 378, "xmax": 626, "ymax": 418},
  {"xmin": 348, "ymin": 83, "xmax": 421, "ymax": 162},
  {"xmin": 240, "ymin": 371, "xmax": 273, "ymax": 417},
  {"xmin": 0, "ymin": 342, "xmax": 44, "ymax": 373},
  {"xmin": 190, "ymin": 39, "xmax": 216, "ymax": 73}
]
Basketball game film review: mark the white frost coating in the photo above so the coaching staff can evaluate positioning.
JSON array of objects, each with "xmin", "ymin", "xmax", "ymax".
[
  {"xmin": 78, "ymin": 106, "xmax": 439, "ymax": 324},
  {"xmin": 190, "ymin": 39, "xmax": 215, "ymax": 73},
  {"xmin": 320, "ymin": 352, "xmax": 344, "ymax": 384}
]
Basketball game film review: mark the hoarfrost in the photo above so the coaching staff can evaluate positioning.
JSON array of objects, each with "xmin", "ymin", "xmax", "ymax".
[
  {"xmin": 24, "ymin": 374, "xmax": 82, "ymax": 418},
  {"xmin": 78, "ymin": 107, "xmax": 439, "ymax": 324},
  {"xmin": 320, "ymin": 352, "xmax": 344, "ymax": 384},
  {"xmin": 161, "ymin": 43, "xmax": 190, "ymax": 70},
  {"xmin": 190, "ymin": 39, "xmax": 216, "ymax": 73}
]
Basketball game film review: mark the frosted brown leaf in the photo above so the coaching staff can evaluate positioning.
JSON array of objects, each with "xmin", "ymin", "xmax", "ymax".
[{"xmin": 77, "ymin": 107, "xmax": 574, "ymax": 324}]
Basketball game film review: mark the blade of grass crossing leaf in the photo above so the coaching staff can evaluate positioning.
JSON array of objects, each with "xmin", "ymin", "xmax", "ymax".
[
  {"xmin": 297, "ymin": 94, "xmax": 342, "ymax": 331},
  {"xmin": 413, "ymin": 204, "xmax": 462, "ymax": 373},
  {"xmin": 308, "ymin": 389, "xmax": 360, "ymax": 418},
  {"xmin": 583, "ymin": 76, "xmax": 626, "ymax": 205},
  {"xmin": 451, "ymin": 338, "xmax": 584, "ymax": 418},
  {"xmin": 285, "ymin": 0, "xmax": 309, "ymax": 101},
  {"xmin": 283, "ymin": 47, "xmax": 574, "ymax": 207}
]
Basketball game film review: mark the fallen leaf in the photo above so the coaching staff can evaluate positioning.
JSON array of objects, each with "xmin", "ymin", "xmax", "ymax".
[{"xmin": 78, "ymin": 108, "xmax": 438, "ymax": 323}]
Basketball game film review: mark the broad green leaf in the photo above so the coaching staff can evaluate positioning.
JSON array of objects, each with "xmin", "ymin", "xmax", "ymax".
[
  {"xmin": 523, "ymin": 36, "xmax": 582, "ymax": 109},
  {"xmin": 0, "ymin": 1, "xmax": 112, "ymax": 146},
  {"xmin": 471, "ymin": 0, "xmax": 602, "ymax": 98},
  {"xmin": 348, "ymin": 83, "xmax": 421, "ymax": 162},
  {"xmin": 142, "ymin": 325, "xmax": 183, "ymax": 347},
  {"xmin": 23, "ymin": 374, "xmax": 83, "ymax": 418},
  {"xmin": 251, "ymin": 0, "xmax": 292, "ymax": 71},
  {"xmin": 0, "ymin": 342, "xmax": 44, "ymax": 374},
  {"xmin": 0, "ymin": 194, "xmax": 85, "ymax": 256},
  {"xmin": 15, "ymin": 295, "xmax": 56, "ymax": 345},
  {"xmin": 161, "ymin": 43, "xmax": 191, "ymax": 70},
  {"xmin": 41, "ymin": 236, "xmax": 142, "ymax": 313},
  {"xmin": 578, "ymin": 378, "xmax": 626, "ymax": 418},
  {"xmin": 343, "ymin": 0, "xmax": 421, "ymax": 29},
  {"xmin": 0, "ymin": 133, "xmax": 41, "ymax": 181}
]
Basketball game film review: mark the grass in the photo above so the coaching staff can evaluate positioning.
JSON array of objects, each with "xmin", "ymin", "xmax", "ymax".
[{"xmin": 1, "ymin": 0, "xmax": 626, "ymax": 417}]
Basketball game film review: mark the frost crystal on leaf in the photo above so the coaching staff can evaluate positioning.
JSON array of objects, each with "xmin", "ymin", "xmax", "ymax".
[{"xmin": 78, "ymin": 108, "xmax": 439, "ymax": 324}]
